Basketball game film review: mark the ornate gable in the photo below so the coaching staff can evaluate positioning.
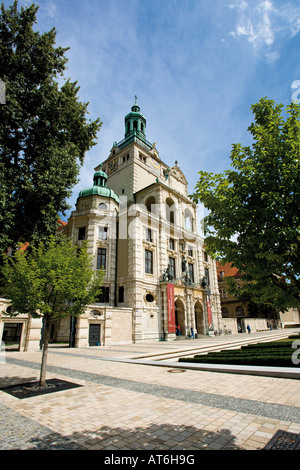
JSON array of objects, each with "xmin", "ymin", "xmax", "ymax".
[{"xmin": 169, "ymin": 161, "xmax": 187, "ymax": 185}]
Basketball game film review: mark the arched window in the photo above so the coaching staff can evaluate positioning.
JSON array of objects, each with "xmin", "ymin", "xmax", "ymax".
[
  {"xmin": 166, "ymin": 197, "xmax": 175, "ymax": 224},
  {"xmin": 184, "ymin": 208, "xmax": 193, "ymax": 231},
  {"xmin": 222, "ymin": 307, "xmax": 230, "ymax": 318},
  {"xmin": 219, "ymin": 289, "xmax": 227, "ymax": 298},
  {"xmin": 145, "ymin": 196, "xmax": 156, "ymax": 214},
  {"xmin": 99, "ymin": 203, "xmax": 107, "ymax": 210},
  {"xmin": 236, "ymin": 306, "xmax": 244, "ymax": 317}
]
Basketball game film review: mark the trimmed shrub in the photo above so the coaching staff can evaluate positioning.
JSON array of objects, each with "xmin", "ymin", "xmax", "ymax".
[
  {"xmin": 178, "ymin": 356, "xmax": 298, "ymax": 367},
  {"xmin": 242, "ymin": 341, "xmax": 295, "ymax": 348},
  {"xmin": 179, "ymin": 336, "xmax": 300, "ymax": 368}
]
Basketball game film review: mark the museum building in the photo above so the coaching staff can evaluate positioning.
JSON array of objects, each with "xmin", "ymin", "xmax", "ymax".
[{"xmin": 0, "ymin": 100, "xmax": 222, "ymax": 350}]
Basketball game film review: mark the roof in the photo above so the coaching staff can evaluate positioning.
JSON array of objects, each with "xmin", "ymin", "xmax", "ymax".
[
  {"xmin": 57, "ymin": 220, "xmax": 68, "ymax": 232},
  {"xmin": 216, "ymin": 261, "xmax": 240, "ymax": 279},
  {"xmin": 78, "ymin": 171, "xmax": 120, "ymax": 204},
  {"xmin": 78, "ymin": 185, "xmax": 120, "ymax": 203}
]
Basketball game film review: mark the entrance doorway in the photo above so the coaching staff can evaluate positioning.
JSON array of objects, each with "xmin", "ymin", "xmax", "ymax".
[
  {"xmin": 2, "ymin": 323, "xmax": 23, "ymax": 350},
  {"xmin": 194, "ymin": 301, "xmax": 204, "ymax": 335},
  {"xmin": 89, "ymin": 323, "xmax": 101, "ymax": 346},
  {"xmin": 175, "ymin": 299, "xmax": 185, "ymax": 336},
  {"xmin": 237, "ymin": 318, "xmax": 245, "ymax": 333}
]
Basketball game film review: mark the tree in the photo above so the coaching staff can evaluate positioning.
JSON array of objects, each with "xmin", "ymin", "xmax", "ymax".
[
  {"xmin": 0, "ymin": 1, "xmax": 101, "ymax": 252},
  {"xmin": 192, "ymin": 98, "xmax": 300, "ymax": 311},
  {"xmin": 1, "ymin": 236, "xmax": 104, "ymax": 386}
]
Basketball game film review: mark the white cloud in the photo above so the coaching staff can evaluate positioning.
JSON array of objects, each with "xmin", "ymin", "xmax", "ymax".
[
  {"xmin": 44, "ymin": 1, "xmax": 57, "ymax": 19},
  {"xmin": 230, "ymin": 0, "xmax": 274, "ymax": 48},
  {"xmin": 229, "ymin": 0, "xmax": 300, "ymax": 61},
  {"xmin": 19, "ymin": 0, "xmax": 57, "ymax": 19},
  {"xmin": 265, "ymin": 50, "xmax": 280, "ymax": 63}
]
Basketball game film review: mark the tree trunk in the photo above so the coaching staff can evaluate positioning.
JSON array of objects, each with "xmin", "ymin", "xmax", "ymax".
[{"xmin": 39, "ymin": 315, "xmax": 51, "ymax": 387}]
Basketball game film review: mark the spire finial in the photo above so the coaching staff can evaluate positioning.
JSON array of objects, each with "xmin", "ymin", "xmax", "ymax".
[{"xmin": 134, "ymin": 95, "xmax": 137, "ymax": 104}]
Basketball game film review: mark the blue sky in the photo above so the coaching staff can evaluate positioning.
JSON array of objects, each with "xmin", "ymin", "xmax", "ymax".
[{"xmin": 5, "ymin": 0, "xmax": 300, "ymax": 220}]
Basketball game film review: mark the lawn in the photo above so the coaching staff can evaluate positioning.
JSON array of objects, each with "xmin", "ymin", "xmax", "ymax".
[{"xmin": 178, "ymin": 334, "xmax": 300, "ymax": 368}]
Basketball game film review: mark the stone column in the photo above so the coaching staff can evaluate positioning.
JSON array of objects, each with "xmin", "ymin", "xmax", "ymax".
[
  {"xmin": 25, "ymin": 317, "xmax": 43, "ymax": 351},
  {"xmin": 75, "ymin": 316, "xmax": 89, "ymax": 348}
]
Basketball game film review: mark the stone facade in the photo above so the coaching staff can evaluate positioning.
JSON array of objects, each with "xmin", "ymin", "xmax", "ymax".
[
  {"xmin": 0, "ymin": 100, "xmax": 222, "ymax": 350},
  {"xmin": 0, "ymin": 298, "xmax": 43, "ymax": 351},
  {"xmin": 62, "ymin": 100, "xmax": 222, "ymax": 346}
]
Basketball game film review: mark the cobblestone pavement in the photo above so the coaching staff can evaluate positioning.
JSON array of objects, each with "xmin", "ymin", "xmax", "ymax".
[{"xmin": 1, "ymin": 329, "xmax": 300, "ymax": 451}]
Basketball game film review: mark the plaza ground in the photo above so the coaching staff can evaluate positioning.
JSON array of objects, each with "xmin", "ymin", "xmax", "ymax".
[{"xmin": 1, "ymin": 328, "xmax": 300, "ymax": 451}]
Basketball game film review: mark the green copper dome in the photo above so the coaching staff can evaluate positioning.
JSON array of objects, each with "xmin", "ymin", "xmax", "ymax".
[
  {"xmin": 124, "ymin": 96, "xmax": 146, "ymax": 140},
  {"xmin": 78, "ymin": 167, "xmax": 120, "ymax": 204}
]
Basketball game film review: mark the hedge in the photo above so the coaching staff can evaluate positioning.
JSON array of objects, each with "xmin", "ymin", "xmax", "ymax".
[
  {"xmin": 178, "ymin": 335, "xmax": 300, "ymax": 368},
  {"xmin": 242, "ymin": 341, "xmax": 296, "ymax": 349},
  {"xmin": 178, "ymin": 356, "xmax": 298, "ymax": 367},
  {"xmin": 194, "ymin": 351, "xmax": 293, "ymax": 359}
]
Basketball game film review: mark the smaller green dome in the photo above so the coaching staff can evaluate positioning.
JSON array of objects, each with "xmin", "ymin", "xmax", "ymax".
[
  {"xmin": 94, "ymin": 168, "xmax": 108, "ymax": 179},
  {"xmin": 78, "ymin": 170, "xmax": 120, "ymax": 204},
  {"xmin": 79, "ymin": 186, "xmax": 120, "ymax": 203}
]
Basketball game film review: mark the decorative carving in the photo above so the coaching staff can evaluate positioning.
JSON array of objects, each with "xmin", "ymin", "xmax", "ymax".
[
  {"xmin": 162, "ymin": 266, "xmax": 174, "ymax": 282},
  {"xmin": 90, "ymin": 310, "xmax": 103, "ymax": 318},
  {"xmin": 169, "ymin": 164, "xmax": 187, "ymax": 185}
]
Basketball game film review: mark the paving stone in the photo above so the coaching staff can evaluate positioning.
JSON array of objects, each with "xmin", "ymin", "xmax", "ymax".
[{"xmin": 1, "ymin": 329, "xmax": 300, "ymax": 451}]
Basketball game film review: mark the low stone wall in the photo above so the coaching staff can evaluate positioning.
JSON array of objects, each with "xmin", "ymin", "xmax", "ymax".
[{"xmin": 221, "ymin": 318, "xmax": 238, "ymax": 334}]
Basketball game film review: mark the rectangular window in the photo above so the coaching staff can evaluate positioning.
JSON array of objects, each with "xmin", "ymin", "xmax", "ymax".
[
  {"xmin": 97, "ymin": 248, "xmax": 107, "ymax": 270},
  {"xmin": 188, "ymin": 246, "xmax": 193, "ymax": 257},
  {"xmin": 205, "ymin": 267, "xmax": 210, "ymax": 286},
  {"xmin": 99, "ymin": 226, "xmax": 108, "ymax": 240},
  {"xmin": 169, "ymin": 238, "xmax": 175, "ymax": 250},
  {"xmin": 97, "ymin": 286, "xmax": 110, "ymax": 303},
  {"xmin": 118, "ymin": 286, "xmax": 124, "ymax": 303},
  {"xmin": 188, "ymin": 263, "xmax": 194, "ymax": 283},
  {"xmin": 78, "ymin": 227, "xmax": 86, "ymax": 240},
  {"xmin": 145, "ymin": 228, "xmax": 152, "ymax": 242},
  {"xmin": 169, "ymin": 257, "xmax": 176, "ymax": 279},
  {"xmin": 145, "ymin": 249, "xmax": 153, "ymax": 274}
]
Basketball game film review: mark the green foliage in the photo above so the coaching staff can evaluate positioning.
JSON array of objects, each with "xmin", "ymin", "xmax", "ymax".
[
  {"xmin": 0, "ymin": 1, "xmax": 102, "ymax": 251},
  {"xmin": 179, "ymin": 336, "xmax": 300, "ymax": 368},
  {"xmin": 179, "ymin": 356, "xmax": 297, "ymax": 367},
  {"xmin": 1, "ymin": 236, "xmax": 104, "ymax": 320},
  {"xmin": 1, "ymin": 234, "xmax": 104, "ymax": 385},
  {"xmin": 192, "ymin": 98, "xmax": 300, "ymax": 310}
]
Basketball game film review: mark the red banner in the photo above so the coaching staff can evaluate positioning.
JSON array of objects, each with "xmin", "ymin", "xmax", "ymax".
[
  {"xmin": 167, "ymin": 283, "xmax": 176, "ymax": 333},
  {"xmin": 207, "ymin": 297, "xmax": 212, "ymax": 327}
]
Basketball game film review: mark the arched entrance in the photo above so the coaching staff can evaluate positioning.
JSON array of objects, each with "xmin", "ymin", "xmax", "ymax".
[
  {"xmin": 194, "ymin": 301, "xmax": 204, "ymax": 335},
  {"xmin": 237, "ymin": 317, "xmax": 245, "ymax": 333},
  {"xmin": 175, "ymin": 299, "xmax": 185, "ymax": 336}
]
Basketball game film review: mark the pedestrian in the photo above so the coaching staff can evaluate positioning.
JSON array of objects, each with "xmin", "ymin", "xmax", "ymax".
[
  {"xmin": 191, "ymin": 327, "xmax": 195, "ymax": 339},
  {"xmin": 177, "ymin": 325, "xmax": 181, "ymax": 336},
  {"xmin": 246, "ymin": 324, "xmax": 251, "ymax": 334}
]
